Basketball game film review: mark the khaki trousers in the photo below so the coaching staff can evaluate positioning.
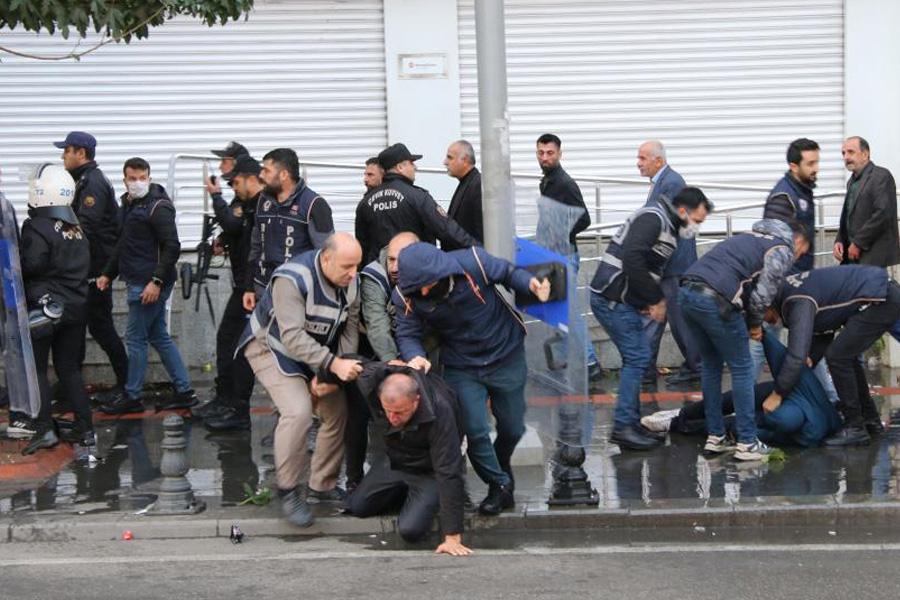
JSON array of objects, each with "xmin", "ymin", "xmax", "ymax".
[{"xmin": 245, "ymin": 339, "xmax": 347, "ymax": 491}]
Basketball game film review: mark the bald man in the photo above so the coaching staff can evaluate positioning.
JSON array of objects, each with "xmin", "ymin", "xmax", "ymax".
[
  {"xmin": 236, "ymin": 233, "xmax": 363, "ymax": 527},
  {"xmin": 636, "ymin": 140, "xmax": 699, "ymax": 387},
  {"xmin": 349, "ymin": 365, "xmax": 471, "ymax": 555}
]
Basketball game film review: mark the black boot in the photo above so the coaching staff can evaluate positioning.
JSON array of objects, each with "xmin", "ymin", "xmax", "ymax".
[
  {"xmin": 22, "ymin": 427, "xmax": 59, "ymax": 455},
  {"xmin": 192, "ymin": 394, "xmax": 231, "ymax": 419},
  {"xmin": 478, "ymin": 483, "xmax": 514, "ymax": 516},
  {"xmin": 824, "ymin": 425, "xmax": 871, "ymax": 447},
  {"xmin": 204, "ymin": 406, "xmax": 251, "ymax": 431},
  {"xmin": 611, "ymin": 423, "xmax": 662, "ymax": 450}
]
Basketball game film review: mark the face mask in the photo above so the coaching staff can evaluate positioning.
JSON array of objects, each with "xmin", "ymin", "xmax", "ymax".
[
  {"xmin": 679, "ymin": 219, "xmax": 701, "ymax": 239},
  {"xmin": 127, "ymin": 180, "xmax": 150, "ymax": 199}
]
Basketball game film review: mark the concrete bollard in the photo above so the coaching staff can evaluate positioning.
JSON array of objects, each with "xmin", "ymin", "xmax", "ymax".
[{"xmin": 146, "ymin": 414, "xmax": 205, "ymax": 515}]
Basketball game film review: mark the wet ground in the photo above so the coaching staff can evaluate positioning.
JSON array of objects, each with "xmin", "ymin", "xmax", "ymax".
[{"xmin": 3, "ymin": 369, "xmax": 900, "ymax": 518}]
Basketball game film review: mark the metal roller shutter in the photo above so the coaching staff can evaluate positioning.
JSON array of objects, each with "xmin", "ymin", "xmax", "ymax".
[
  {"xmin": 457, "ymin": 0, "xmax": 845, "ymax": 233},
  {"xmin": 0, "ymin": 0, "xmax": 387, "ymax": 242}
]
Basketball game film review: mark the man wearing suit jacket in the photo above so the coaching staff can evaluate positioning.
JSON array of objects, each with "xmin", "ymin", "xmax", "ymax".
[
  {"xmin": 443, "ymin": 140, "xmax": 483, "ymax": 249},
  {"xmin": 638, "ymin": 140, "xmax": 701, "ymax": 387},
  {"xmin": 834, "ymin": 136, "xmax": 899, "ymax": 268}
]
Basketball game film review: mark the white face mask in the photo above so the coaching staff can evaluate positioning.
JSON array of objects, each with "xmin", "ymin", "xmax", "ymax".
[
  {"xmin": 127, "ymin": 180, "xmax": 150, "ymax": 199},
  {"xmin": 679, "ymin": 219, "xmax": 701, "ymax": 239}
]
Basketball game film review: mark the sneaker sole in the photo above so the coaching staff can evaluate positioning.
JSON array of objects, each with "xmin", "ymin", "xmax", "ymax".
[
  {"xmin": 704, "ymin": 444, "xmax": 737, "ymax": 454},
  {"xmin": 6, "ymin": 429, "xmax": 36, "ymax": 440},
  {"xmin": 639, "ymin": 416, "xmax": 672, "ymax": 433}
]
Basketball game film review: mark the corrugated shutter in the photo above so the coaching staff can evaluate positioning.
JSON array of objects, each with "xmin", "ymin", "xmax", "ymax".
[
  {"xmin": 458, "ymin": 0, "xmax": 845, "ymax": 233},
  {"xmin": 0, "ymin": 0, "xmax": 386, "ymax": 242}
]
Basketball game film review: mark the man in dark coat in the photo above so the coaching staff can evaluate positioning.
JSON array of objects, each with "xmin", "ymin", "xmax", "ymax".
[
  {"xmin": 348, "ymin": 364, "xmax": 472, "ymax": 555},
  {"xmin": 834, "ymin": 136, "xmax": 899, "ymax": 267},
  {"xmin": 443, "ymin": 140, "xmax": 482, "ymax": 247}
]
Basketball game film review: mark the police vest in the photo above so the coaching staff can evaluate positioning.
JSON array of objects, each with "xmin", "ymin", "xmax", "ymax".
[
  {"xmin": 254, "ymin": 182, "xmax": 320, "ymax": 288},
  {"xmin": 360, "ymin": 260, "xmax": 396, "ymax": 331},
  {"xmin": 120, "ymin": 193, "xmax": 176, "ymax": 285},
  {"xmin": 685, "ymin": 231, "xmax": 788, "ymax": 306},
  {"xmin": 781, "ymin": 265, "xmax": 888, "ymax": 333},
  {"xmin": 589, "ymin": 205, "xmax": 676, "ymax": 299},
  {"xmin": 237, "ymin": 249, "xmax": 358, "ymax": 378}
]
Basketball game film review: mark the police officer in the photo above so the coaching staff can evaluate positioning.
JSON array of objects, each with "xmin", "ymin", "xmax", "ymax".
[
  {"xmin": 589, "ymin": 188, "xmax": 711, "ymax": 450},
  {"xmin": 679, "ymin": 218, "xmax": 810, "ymax": 461},
  {"xmin": 355, "ymin": 143, "xmax": 478, "ymax": 265},
  {"xmin": 20, "ymin": 165, "xmax": 93, "ymax": 455},
  {"xmin": 237, "ymin": 233, "xmax": 363, "ymax": 527},
  {"xmin": 195, "ymin": 155, "xmax": 263, "ymax": 430},
  {"xmin": 54, "ymin": 131, "xmax": 128, "ymax": 391},
  {"xmin": 243, "ymin": 148, "xmax": 334, "ymax": 312},
  {"xmin": 211, "ymin": 141, "xmax": 249, "ymax": 179},
  {"xmin": 765, "ymin": 265, "xmax": 900, "ymax": 446}
]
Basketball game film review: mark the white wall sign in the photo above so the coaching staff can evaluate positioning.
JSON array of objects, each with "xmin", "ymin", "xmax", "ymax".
[{"xmin": 398, "ymin": 53, "xmax": 448, "ymax": 79}]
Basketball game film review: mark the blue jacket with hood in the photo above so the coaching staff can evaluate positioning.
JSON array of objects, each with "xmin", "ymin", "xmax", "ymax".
[{"xmin": 392, "ymin": 243, "xmax": 535, "ymax": 372}]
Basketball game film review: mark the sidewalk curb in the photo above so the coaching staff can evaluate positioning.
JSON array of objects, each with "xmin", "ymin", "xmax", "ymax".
[{"xmin": 5, "ymin": 501, "xmax": 900, "ymax": 543}]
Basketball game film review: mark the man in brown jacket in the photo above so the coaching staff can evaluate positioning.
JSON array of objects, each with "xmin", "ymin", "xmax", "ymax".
[{"xmin": 834, "ymin": 136, "xmax": 899, "ymax": 268}]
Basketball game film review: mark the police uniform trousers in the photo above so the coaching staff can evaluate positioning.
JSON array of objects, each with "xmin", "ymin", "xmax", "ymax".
[
  {"xmin": 215, "ymin": 288, "xmax": 256, "ymax": 407},
  {"xmin": 244, "ymin": 338, "xmax": 347, "ymax": 491}
]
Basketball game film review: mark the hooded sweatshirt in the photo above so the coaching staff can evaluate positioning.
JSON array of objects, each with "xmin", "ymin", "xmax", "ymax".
[{"xmin": 392, "ymin": 243, "xmax": 535, "ymax": 372}]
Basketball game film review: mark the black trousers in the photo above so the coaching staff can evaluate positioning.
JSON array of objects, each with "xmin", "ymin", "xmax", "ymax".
[
  {"xmin": 344, "ymin": 334, "xmax": 376, "ymax": 486},
  {"xmin": 36, "ymin": 322, "xmax": 93, "ymax": 432},
  {"xmin": 820, "ymin": 283, "xmax": 900, "ymax": 427},
  {"xmin": 214, "ymin": 288, "xmax": 255, "ymax": 408},
  {"xmin": 346, "ymin": 462, "xmax": 440, "ymax": 543},
  {"xmin": 81, "ymin": 282, "xmax": 128, "ymax": 386}
]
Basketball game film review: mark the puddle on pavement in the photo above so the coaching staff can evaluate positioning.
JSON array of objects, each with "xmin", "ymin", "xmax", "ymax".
[{"xmin": 3, "ymin": 379, "xmax": 900, "ymax": 517}]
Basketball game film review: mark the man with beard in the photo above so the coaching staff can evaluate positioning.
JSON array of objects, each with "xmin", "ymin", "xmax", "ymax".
[
  {"xmin": 243, "ymin": 148, "xmax": 334, "ymax": 312},
  {"xmin": 199, "ymin": 155, "xmax": 265, "ymax": 430}
]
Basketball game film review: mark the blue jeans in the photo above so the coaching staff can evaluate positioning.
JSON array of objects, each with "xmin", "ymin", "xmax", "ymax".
[
  {"xmin": 679, "ymin": 287, "xmax": 757, "ymax": 444},
  {"xmin": 124, "ymin": 282, "xmax": 191, "ymax": 399},
  {"xmin": 570, "ymin": 253, "xmax": 599, "ymax": 366},
  {"xmin": 442, "ymin": 351, "xmax": 527, "ymax": 488},
  {"xmin": 590, "ymin": 292, "xmax": 650, "ymax": 428}
]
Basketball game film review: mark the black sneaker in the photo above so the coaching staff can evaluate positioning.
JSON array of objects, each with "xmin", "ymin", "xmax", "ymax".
[
  {"xmin": 478, "ymin": 484, "xmax": 515, "ymax": 516},
  {"xmin": 864, "ymin": 417, "xmax": 886, "ymax": 435},
  {"xmin": 7, "ymin": 411, "xmax": 37, "ymax": 439},
  {"xmin": 22, "ymin": 427, "xmax": 60, "ymax": 455},
  {"xmin": 155, "ymin": 389, "xmax": 199, "ymax": 411},
  {"xmin": 204, "ymin": 407, "xmax": 251, "ymax": 431},
  {"xmin": 99, "ymin": 392, "xmax": 144, "ymax": 415},
  {"xmin": 307, "ymin": 486, "xmax": 348, "ymax": 504}
]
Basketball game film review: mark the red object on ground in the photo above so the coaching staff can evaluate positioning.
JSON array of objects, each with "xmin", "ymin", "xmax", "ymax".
[{"xmin": 123, "ymin": 531, "xmax": 133, "ymax": 541}]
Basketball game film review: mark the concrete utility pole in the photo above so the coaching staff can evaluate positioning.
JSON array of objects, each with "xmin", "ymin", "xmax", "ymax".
[{"xmin": 474, "ymin": 0, "xmax": 515, "ymax": 261}]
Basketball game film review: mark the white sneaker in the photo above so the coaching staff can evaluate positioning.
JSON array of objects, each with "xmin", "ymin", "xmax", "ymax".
[
  {"xmin": 735, "ymin": 440, "xmax": 772, "ymax": 461},
  {"xmin": 640, "ymin": 409, "xmax": 681, "ymax": 433},
  {"xmin": 704, "ymin": 434, "xmax": 737, "ymax": 454}
]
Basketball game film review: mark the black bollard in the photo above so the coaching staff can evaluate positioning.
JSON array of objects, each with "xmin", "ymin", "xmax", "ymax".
[
  {"xmin": 548, "ymin": 406, "xmax": 599, "ymax": 506},
  {"xmin": 146, "ymin": 414, "xmax": 205, "ymax": 515}
]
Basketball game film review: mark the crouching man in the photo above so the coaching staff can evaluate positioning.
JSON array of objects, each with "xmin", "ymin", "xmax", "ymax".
[
  {"xmin": 347, "ymin": 365, "xmax": 471, "ymax": 555},
  {"xmin": 236, "ymin": 233, "xmax": 363, "ymax": 527}
]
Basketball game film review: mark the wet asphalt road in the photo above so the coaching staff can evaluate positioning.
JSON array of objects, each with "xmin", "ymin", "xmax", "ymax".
[{"xmin": 2, "ymin": 534, "xmax": 900, "ymax": 599}]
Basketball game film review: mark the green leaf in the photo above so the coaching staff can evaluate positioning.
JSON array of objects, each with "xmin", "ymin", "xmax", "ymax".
[{"xmin": 761, "ymin": 447, "xmax": 788, "ymax": 463}]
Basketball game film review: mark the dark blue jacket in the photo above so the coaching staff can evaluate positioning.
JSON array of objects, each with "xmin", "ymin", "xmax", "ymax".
[
  {"xmin": 393, "ymin": 243, "xmax": 535, "ymax": 372},
  {"xmin": 644, "ymin": 165, "xmax": 690, "ymax": 277},
  {"xmin": 760, "ymin": 332, "xmax": 841, "ymax": 447},
  {"xmin": 106, "ymin": 184, "xmax": 179, "ymax": 286},
  {"xmin": 766, "ymin": 173, "xmax": 816, "ymax": 272}
]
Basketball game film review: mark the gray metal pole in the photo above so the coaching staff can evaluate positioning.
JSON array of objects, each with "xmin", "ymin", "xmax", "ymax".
[{"xmin": 475, "ymin": 0, "xmax": 515, "ymax": 261}]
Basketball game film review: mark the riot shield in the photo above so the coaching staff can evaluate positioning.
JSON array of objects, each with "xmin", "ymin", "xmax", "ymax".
[
  {"xmin": 0, "ymin": 192, "xmax": 41, "ymax": 417},
  {"xmin": 517, "ymin": 195, "xmax": 598, "ymax": 505}
]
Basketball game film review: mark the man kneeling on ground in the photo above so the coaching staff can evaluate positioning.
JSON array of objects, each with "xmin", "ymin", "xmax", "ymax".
[{"xmin": 347, "ymin": 364, "xmax": 472, "ymax": 556}]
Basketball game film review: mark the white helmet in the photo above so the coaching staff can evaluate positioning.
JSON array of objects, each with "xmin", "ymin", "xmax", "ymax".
[{"xmin": 28, "ymin": 163, "xmax": 76, "ymax": 209}]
